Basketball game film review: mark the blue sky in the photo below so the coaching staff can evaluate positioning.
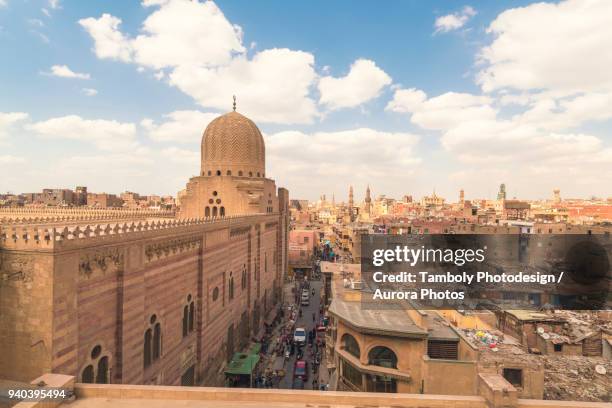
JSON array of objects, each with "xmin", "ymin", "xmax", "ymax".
[{"xmin": 1, "ymin": 0, "xmax": 611, "ymax": 201}]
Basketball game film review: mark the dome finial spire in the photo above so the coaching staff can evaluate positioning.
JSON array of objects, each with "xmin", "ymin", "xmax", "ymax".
[{"xmin": 232, "ymin": 95, "xmax": 236, "ymax": 112}]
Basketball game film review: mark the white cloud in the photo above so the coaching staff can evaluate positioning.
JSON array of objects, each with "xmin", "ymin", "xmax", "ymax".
[
  {"xmin": 41, "ymin": 8, "xmax": 51, "ymax": 17},
  {"xmin": 318, "ymin": 59, "xmax": 392, "ymax": 110},
  {"xmin": 0, "ymin": 155, "xmax": 25, "ymax": 164},
  {"xmin": 82, "ymin": 88, "xmax": 98, "ymax": 96},
  {"xmin": 385, "ymin": 88, "xmax": 427, "ymax": 113},
  {"xmin": 160, "ymin": 146, "xmax": 199, "ymax": 165},
  {"xmin": 386, "ymin": 88, "xmax": 496, "ymax": 130},
  {"xmin": 0, "ymin": 0, "xmax": 7, "ymax": 7},
  {"xmin": 0, "ymin": 112, "xmax": 28, "ymax": 139},
  {"xmin": 48, "ymin": 0, "xmax": 60, "ymax": 9},
  {"xmin": 79, "ymin": 1, "xmax": 244, "ymax": 69},
  {"xmin": 79, "ymin": 14, "xmax": 133, "ymax": 62},
  {"xmin": 46, "ymin": 64, "xmax": 91, "ymax": 79},
  {"xmin": 266, "ymin": 128, "xmax": 421, "ymax": 198},
  {"xmin": 434, "ymin": 6, "xmax": 476, "ymax": 33},
  {"xmin": 477, "ymin": 0, "xmax": 612, "ymax": 95},
  {"xmin": 27, "ymin": 115, "xmax": 137, "ymax": 151},
  {"xmin": 28, "ymin": 18, "xmax": 45, "ymax": 27},
  {"xmin": 169, "ymin": 48, "xmax": 318, "ymax": 124},
  {"xmin": 79, "ymin": 1, "xmax": 319, "ymax": 124},
  {"xmin": 141, "ymin": 110, "xmax": 218, "ymax": 143},
  {"xmin": 515, "ymin": 92, "xmax": 612, "ymax": 131},
  {"xmin": 142, "ymin": 0, "xmax": 171, "ymax": 7}
]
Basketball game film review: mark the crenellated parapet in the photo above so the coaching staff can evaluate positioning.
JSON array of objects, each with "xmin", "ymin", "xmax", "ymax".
[
  {"xmin": 0, "ymin": 213, "xmax": 277, "ymax": 251},
  {"xmin": 0, "ymin": 207, "xmax": 176, "ymax": 223}
]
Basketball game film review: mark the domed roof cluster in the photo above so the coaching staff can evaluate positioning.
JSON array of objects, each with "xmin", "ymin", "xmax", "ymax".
[{"xmin": 201, "ymin": 111, "xmax": 265, "ymax": 178}]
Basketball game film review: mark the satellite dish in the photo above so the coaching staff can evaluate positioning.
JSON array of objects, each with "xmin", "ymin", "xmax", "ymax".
[
  {"xmin": 541, "ymin": 333, "xmax": 550, "ymax": 340},
  {"xmin": 537, "ymin": 327, "xmax": 545, "ymax": 334},
  {"xmin": 595, "ymin": 365, "xmax": 606, "ymax": 375}
]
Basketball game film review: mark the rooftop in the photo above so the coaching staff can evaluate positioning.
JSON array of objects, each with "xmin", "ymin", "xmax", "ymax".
[{"xmin": 328, "ymin": 298, "xmax": 427, "ymax": 338}]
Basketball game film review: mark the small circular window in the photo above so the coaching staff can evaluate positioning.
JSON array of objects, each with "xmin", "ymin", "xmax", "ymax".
[
  {"xmin": 216, "ymin": 199, "xmax": 221, "ymax": 204},
  {"xmin": 212, "ymin": 191, "xmax": 218, "ymax": 196},
  {"xmin": 150, "ymin": 314, "xmax": 157, "ymax": 324},
  {"xmin": 212, "ymin": 287, "xmax": 219, "ymax": 301},
  {"xmin": 187, "ymin": 294, "xmax": 192, "ymax": 302},
  {"xmin": 209, "ymin": 199, "xmax": 214, "ymax": 204}
]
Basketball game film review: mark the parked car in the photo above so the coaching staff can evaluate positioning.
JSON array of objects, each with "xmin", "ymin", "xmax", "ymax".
[
  {"xmin": 293, "ymin": 360, "xmax": 308, "ymax": 381},
  {"xmin": 293, "ymin": 327, "xmax": 306, "ymax": 344}
]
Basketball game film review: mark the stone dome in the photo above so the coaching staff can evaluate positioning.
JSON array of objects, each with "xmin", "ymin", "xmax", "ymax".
[{"xmin": 201, "ymin": 111, "xmax": 265, "ymax": 177}]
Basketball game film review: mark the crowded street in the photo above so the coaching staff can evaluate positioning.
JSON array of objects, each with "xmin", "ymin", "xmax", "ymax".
[{"xmin": 277, "ymin": 278, "xmax": 325, "ymax": 390}]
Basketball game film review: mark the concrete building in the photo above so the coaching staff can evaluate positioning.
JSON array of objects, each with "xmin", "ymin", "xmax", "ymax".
[
  {"xmin": 87, "ymin": 193, "xmax": 123, "ymax": 208},
  {"xmin": 288, "ymin": 229, "xmax": 318, "ymax": 279},
  {"xmin": 0, "ymin": 109, "xmax": 289, "ymax": 387},
  {"xmin": 323, "ymin": 264, "xmax": 546, "ymax": 400}
]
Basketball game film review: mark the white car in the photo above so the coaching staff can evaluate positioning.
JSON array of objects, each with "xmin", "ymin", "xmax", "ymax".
[{"xmin": 294, "ymin": 328, "xmax": 306, "ymax": 344}]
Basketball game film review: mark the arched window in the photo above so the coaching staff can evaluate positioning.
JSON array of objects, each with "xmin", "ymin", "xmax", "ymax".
[
  {"xmin": 229, "ymin": 273, "xmax": 235, "ymax": 300},
  {"xmin": 249, "ymin": 171, "xmax": 253, "ymax": 177},
  {"xmin": 368, "ymin": 346, "xmax": 397, "ymax": 369},
  {"xmin": 205, "ymin": 207, "xmax": 210, "ymax": 217},
  {"xmin": 153, "ymin": 323, "xmax": 161, "ymax": 360},
  {"xmin": 216, "ymin": 170, "xmax": 221, "ymax": 176},
  {"xmin": 144, "ymin": 329, "xmax": 152, "ymax": 367},
  {"xmin": 241, "ymin": 267, "xmax": 247, "ymax": 290},
  {"xmin": 183, "ymin": 294, "xmax": 195, "ymax": 337},
  {"xmin": 212, "ymin": 207, "xmax": 218, "ymax": 217},
  {"xmin": 96, "ymin": 356, "xmax": 109, "ymax": 384},
  {"xmin": 207, "ymin": 170, "xmax": 212, "ymax": 176},
  {"xmin": 82, "ymin": 365, "xmax": 94, "ymax": 383},
  {"xmin": 342, "ymin": 333, "xmax": 360, "ymax": 359},
  {"xmin": 182, "ymin": 305, "xmax": 189, "ymax": 337},
  {"xmin": 226, "ymin": 170, "xmax": 231, "ymax": 176},
  {"xmin": 213, "ymin": 287, "xmax": 219, "ymax": 301},
  {"xmin": 238, "ymin": 171, "xmax": 243, "ymax": 176},
  {"xmin": 220, "ymin": 206, "xmax": 225, "ymax": 217},
  {"xmin": 145, "ymin": 314, "xmax": 161, "ymax": 368},
  {"xmin": 188, "ymin": 301, "xmax": 195, "ymax": 332}
]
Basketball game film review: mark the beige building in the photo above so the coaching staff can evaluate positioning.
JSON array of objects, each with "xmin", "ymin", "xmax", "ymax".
[
  {"xmin": 0, "ymin": 109, "xmax": 289, "ymax": 387},
  {"xmin": 324, "ymin": 265, "xmax": 546, "ymax": 400}
]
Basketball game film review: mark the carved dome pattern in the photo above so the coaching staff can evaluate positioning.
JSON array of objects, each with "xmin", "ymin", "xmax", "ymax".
[{"xmin": 201, "ymin": 111, "xmax": 265, "ymax": 176}]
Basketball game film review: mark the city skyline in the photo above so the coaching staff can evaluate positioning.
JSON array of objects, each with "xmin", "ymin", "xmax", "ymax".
[{"xmin": 1, "ymin": 0, "xmax": 612, "ymax": 201}]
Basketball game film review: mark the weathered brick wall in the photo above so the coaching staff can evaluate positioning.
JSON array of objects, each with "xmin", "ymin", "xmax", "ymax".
[
  {"xmin": 0, "ymin": 250, "xmax": 54, "ymax": 381},
  {"xmin": 0, "ymin": 213, "xmax": 284, "ymax": 386}
]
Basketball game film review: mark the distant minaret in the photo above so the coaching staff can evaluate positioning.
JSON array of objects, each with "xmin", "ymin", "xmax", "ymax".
[
  {"xmin": 497, "ymin": 183, "xmax": 507, "ymax": 201},
  {"xmin": 553, "ymin": 188, "xmax": 561, "ymax": 204},
  {"xmin": 365, "ymin": 185, "xmax": 372, "ymax": 216},
  {"xmin": 348, "ymin": 185, "xmax": 354, "ymax": 221},
  {"xmin": 332, "ymin": 193, "xmax": 336, "ymax": 208},
  {"xmin": 459, "ymin": 189, "xmax": 465, "ymax": 204}
]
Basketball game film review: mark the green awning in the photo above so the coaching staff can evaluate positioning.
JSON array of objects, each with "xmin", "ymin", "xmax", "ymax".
[{"xmin": 224, "ymin": 352, "xmax": 260, "ymax": 376}]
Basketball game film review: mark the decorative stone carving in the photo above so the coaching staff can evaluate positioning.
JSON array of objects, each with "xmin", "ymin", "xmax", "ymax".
[
  {"xmin": 0, "ymin": 253, "xmax": 34, "ymax": 284},
  {"xmin": 144, "ymin": 237, "xmax": 201, "ymax": 264},
  {"xmin": 79, "ymin": 248, "xmax": 124, "ymax": 278}
]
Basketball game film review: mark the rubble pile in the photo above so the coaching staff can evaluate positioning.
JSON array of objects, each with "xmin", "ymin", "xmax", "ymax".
[
  {"xmin": 543, "ymin": 355, "xmax": 610, "ymax": 402},
  {"xmin": 550, "ymin": 310, "xmax": 610, "ymax": 339}
]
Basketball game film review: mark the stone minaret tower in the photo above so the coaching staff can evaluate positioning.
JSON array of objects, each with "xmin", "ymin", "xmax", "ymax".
[
  {"xmin": 365, "ymin": 185, "xmax": 372, "ymax": 216},
  {"xmin": 348, "ymin": 185, "xmax": 354, "ymax": 221}
]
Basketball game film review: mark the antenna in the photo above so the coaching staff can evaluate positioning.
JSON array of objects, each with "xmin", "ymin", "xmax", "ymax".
[{"xmin": 232, "ymin": 95, "xmax": 236, "ymax": 112}]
